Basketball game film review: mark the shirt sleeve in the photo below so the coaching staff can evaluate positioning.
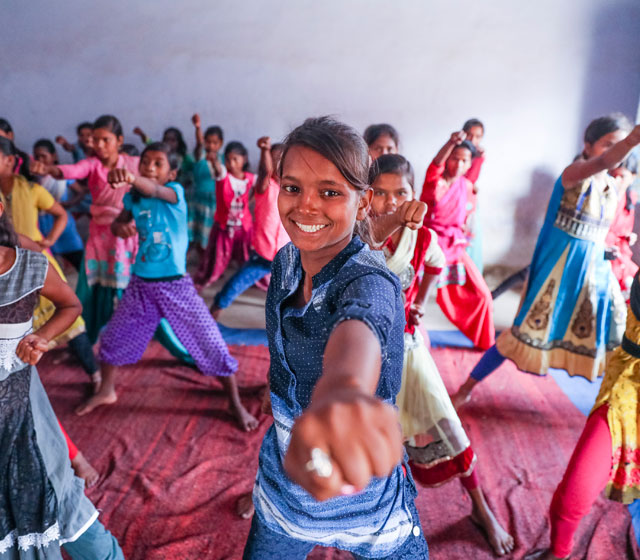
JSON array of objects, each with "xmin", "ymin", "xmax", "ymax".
[
  {"xmin": 58, "ymin": 158, "xmax": 93, "ymax": 180},
  {"xmin": 32, "ymin": 183, "xmax": 55, "ymax": 211},
  {"xmin": 420, "ymin": 161, "xmax": 446, "ymax": 203},
  {"xmin": 165, "ymin": 182, "xmax": 185, "ymax": 206},
  {"xmin": 330, "ymin": 272, "xmax": 398, "ymax": 352},
  {"xmin": 465, "ymin": 155, "xmax": 485, "ymax": 185},
  {"xmin": 424, "ymin": 229, "xmax": 446, "ymax": 274}
]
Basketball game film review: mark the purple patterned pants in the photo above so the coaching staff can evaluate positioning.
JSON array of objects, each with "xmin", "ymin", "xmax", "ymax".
[{"xmin": 98, "ymin": 275, "xmax": 237, "ymax": 377}]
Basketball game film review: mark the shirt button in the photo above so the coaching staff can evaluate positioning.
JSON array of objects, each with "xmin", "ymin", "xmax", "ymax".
[{"xmin": 412, "ymin": 526, "xmax": 420, "ymax": 537}]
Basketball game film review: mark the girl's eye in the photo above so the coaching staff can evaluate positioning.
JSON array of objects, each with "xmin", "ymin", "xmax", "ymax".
[
  {"xmin": 321, "ymin": 189, "xmax": 341, "ymax": 197},
  {"xmin": 282, "ymin": 184, "xmax": 299, "ymax": 193},
  {"xmin": 374, "ymin": 190, "xmax": 385, "ymax": 196}
]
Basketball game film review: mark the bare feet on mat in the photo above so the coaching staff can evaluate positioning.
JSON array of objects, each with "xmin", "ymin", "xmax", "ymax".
[
  {"xmin": 75, "ymin": 388, "xmax": 117, "ymax": 416},
  {"xmin": 230, "ymin": 402, "xmax": 259, "ymax": 432},
  {"xmin": 523, "ymin": 549, "xmax": 567, "ymax": 560},
  {"xmin": 90, "ymin": 371, "xmax": 102, "ymax": 394},
  {"xmin": 236, "ymin": 492, "xmax": 255, "ymax": 519},
  {"xmin": 451, "ymin": 388, "xmax": 472, "ymax": 411},
  {"xmin": 451, "ymin": 378, "xmax": 477, "ymax": 410},
  {"xmin": 470, "ymin": 504, "xmax": 515, "ymax": 556},
  {"xmin": 71, "ymin": 451, "xmax": 100, "ymax": 488}
]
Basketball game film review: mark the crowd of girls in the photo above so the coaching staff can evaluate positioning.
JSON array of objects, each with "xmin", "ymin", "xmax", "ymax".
[{"xmin": 0, "ymin": 109, "xmax": 639, "ymax": 560}]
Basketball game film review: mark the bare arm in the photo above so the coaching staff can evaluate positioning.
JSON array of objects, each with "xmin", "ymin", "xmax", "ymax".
[
  {"xmin": 432, "ymin": 131, "xmax": 466, "ymax": 166},
  {"xmin": 284, "ymin": 320, "xmax": 403, "ymax": 500},
  {"xmin": 369, "ymin": 200, "xmax": 427, "ymax": 246},
  {"xmin": 107, "ymin": 169, "xmax": 178, "ymax": 203},
  {"xmin": 30, "ymin": 160, "xmax": 64, "ymax": 180},
  {"xmin": 39, "ymin": 201, "xmax": 68, "ymax": 248},
  {"xmin": 563, "ymin": 124, "xmax": 640, "ymax": 187},
  {"xmin": 55, "ymin": 136, "xmax": 74, "ymax": 153},
  {"xmin": 110, "ymin": 208, "xmax": 137, "ymax": 238},
  {"xmin": 255, "ymin": 136, "xmax": 274, "ymax": 194},
  {"xmin": 133, "ymin": 127, "xmax": 149, "ymax": 145},
  {"xmin": 192, "ymin": 113, "xmax": 204, "ymax": 160},
  {"xmin": 15, "ymin": 262, "xmax": 82, "ymax": 364}
]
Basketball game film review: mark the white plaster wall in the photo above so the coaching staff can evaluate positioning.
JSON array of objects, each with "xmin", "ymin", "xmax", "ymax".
[{"xmin": 2, "ymin": 0, "xmax": 639, "ymax": 267}]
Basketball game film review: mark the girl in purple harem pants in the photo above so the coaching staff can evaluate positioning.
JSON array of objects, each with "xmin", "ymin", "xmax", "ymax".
[{"xmin": 75, "ymin": 142, "xmax": 259, "ymax": 432}]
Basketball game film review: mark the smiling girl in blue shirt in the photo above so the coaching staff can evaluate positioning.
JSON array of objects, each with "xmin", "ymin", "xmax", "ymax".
[{"xmin": 243, "ymin": 117, "xmax": 429, "ymax": 559}]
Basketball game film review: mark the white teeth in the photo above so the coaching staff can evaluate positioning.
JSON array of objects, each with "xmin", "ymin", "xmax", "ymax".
[{"xmin": 294, "ymin": 222, "xmax": 327, "ymax": 233}]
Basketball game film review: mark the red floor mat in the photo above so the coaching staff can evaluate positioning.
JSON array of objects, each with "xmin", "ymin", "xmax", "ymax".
[{"xmin": 40, "ymin": 343, "xmax": 636, "ymax": 559}]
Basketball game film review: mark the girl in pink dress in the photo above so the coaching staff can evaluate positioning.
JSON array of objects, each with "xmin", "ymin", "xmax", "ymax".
[
  {"xmin": 31, "ymin": 115, "xmax": 139, "ymax": 344},
  {"xmin": 195, "ymin": 141, "xmax": 255, "ymax": 288}
]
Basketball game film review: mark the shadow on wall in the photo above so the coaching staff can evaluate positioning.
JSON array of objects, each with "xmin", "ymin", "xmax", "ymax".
[
  {"xmin": 578, "ymin": 1, "xmax": 640, "ymax": 142},
  {"xmin": 498, "ymin": 168, "xmax": 555, "ymax": 268}
]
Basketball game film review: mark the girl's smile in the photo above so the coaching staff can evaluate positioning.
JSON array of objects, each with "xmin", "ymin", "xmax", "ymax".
[{"xmin": 278, "ymin": 145, "xmax": 371, "ymax": 269}]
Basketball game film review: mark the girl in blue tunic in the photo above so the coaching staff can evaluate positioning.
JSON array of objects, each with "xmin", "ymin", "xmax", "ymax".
[
  {"xmin": 243, "ymin": 117, "xmax": 429, "ymax": 559},
  {"xmin": 453, "ymin": 114, "xmax": 640, "ymax": 408}
]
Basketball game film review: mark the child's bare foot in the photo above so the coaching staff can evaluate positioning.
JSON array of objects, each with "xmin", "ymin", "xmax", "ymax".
[
  {"xmin": 451, "ymin": 377, "xmax": 477, "ymax": 410},
  {"xmin": 71, "ymin": 451, "xmax": 100, "ymax": 488},
  {"xmin": 90, "ymin": 371, "xmax": 102, "ymax": 393},
  {"xmin": 470, "ymin": 503, "xmax": 515, "ymax": 556},
  {"xmin": 75, "ymin": 388, "xmax": 117, "ymax": 416},
  {"xmin": 523, "ymin": 549, "xmax": 567, "ymax": 560},
  {"xmin": 236, "ymin": 492, "xmax": 255, "ymax": 519},
  {"xmin": 230, "ymin": 402, "xmax": 259, "ymax": 432}
]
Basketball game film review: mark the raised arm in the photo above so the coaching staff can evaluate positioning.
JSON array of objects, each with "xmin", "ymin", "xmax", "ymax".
[
  {"xmin": 562, "ymin": 124, "xmax": 640, "ymax": 188},
  {"xmin": 192, "ymin": 113, "xmax": 204, "ymax": 160},
  {"xmin": 432, "ymin": 131, "xmax": 466, "ymax": 167},
  {"xmin": 16, "ymin": 262, "xmax": 82, "ymax": 364},
  {"xmin": 133, "ymin": 127, "xmax": 149, "ymax": 145},
  {"xmin": 107, "ymin": 168, "xmax": 178, "ymax": 204},
  {"xmin": 55, "ymin": 135, "xmax": 74, "ymax": 154},
  {"xmin": 255, "ymin": 136, "xmax": 274, "ymax": 194}
]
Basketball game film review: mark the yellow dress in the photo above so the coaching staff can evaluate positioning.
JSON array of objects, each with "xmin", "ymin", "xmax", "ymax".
[
  {"xmin": 592, "ymin": 306, "xmax": 640, "ymax": 504},
  {"xmin": 1, "ymin": 174, "xmax": 85, "ymax": 346}
]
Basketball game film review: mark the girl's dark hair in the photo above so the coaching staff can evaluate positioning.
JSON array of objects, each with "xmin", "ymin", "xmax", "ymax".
[
  {"xmin": 0, "ymin": 118, "xmax": 13, "ymax": 136},
  {"xmin": 163, "ymin": 127, "xmax": 187, "ymax": 157},
  {"xmin": 120, "ymin": 143, "xmax": 139, "ymax": 156},
  {"xmin": 368, "ymin": 153, "xmax": 415, "ymax": 190},
  {"xmin": 452, "ymin": 139, "xmax": 477, "ymax": 159},
  {"xmin": 225, "ymin": 141, "xmax": 250, "ymax": 171},
  {"xmin": 463, "ymin": 118, "xmax": 484, "ymax": 132},
  {"xmin": 0, "ymin": 210, "xmax": 19, "ymax": 248},
  {"xmin": 141, "ymin": 141, "xmax": 180, "ymax": 170},
  {"xmin": 204, "ymin": 126, "xmax": 224, "ymax": 143},
  {"xmin": 93, "ymin": 114, "xmax": 124, "ymax": 137},
  {"xmin": 281, "ymin": 116, "xmax": 373, "ymax": 244},
  {"xmin": 0, "ymin": 136, "xmax": 32, "ymax": 180},
  {"xmin": 363, "ymin": 123, "xmax": 399, "ymax": 148},
  {"xmin": 33, "ymin": 138, "xmax": 57, "ymax": 155},
  {"xmin": 584, "ymin": 113, "xmax": 632, "ymax": 145},
  {"xmin": 76, "ymin": 121, "xmax": 93, "ymax": 135}
]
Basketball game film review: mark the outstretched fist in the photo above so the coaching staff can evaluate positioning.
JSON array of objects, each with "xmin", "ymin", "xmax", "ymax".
[
  {"xmin": 257, "ymin": 136, "xmax": 271, "ymax": 151},
  {"xmin": 192, "ymin": 113, "xmax": 201, "ymax": 128}
]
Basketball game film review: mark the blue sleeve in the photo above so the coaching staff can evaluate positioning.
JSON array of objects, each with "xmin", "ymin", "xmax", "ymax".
[
  {"xmin": 329, "ymin": 272, "xmax": 399, "ymax": 355},
  {"xmin": 165, "ymin": 181, "xmax": 185, "ymax": 206},
  {"xmin": 123, "ymin": 192, "xmax": 132, "ymax": 212}
]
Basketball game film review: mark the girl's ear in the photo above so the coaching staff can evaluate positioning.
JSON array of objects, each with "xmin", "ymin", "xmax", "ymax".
[
  {"xmin": 583, "ymin": 142, "xmax": 593, "ymax": 159},
  {"xmin": 117, "ymin": 135, "xmax": 125, "ymax": 147},
  {"xmin": 357, "ymin": 188, "xmax": 373, "ymax": 221},
  {"xmin": 168, "ymin": 168, "xmax": 178, "ymax": 181}
]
